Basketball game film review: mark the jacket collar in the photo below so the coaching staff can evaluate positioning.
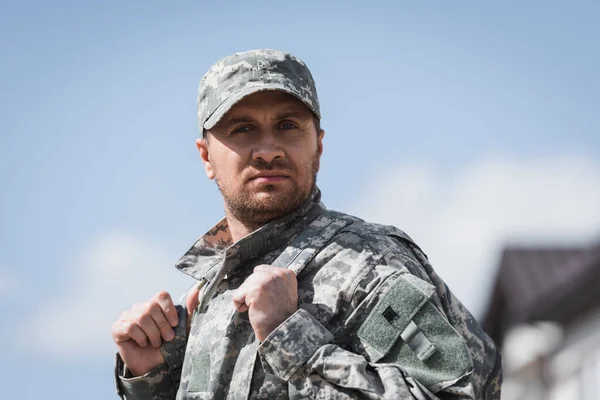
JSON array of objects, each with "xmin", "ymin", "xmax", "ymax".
[{"xmin": 175, "ymin": 187, "xmax": 325, "ymax": 281}]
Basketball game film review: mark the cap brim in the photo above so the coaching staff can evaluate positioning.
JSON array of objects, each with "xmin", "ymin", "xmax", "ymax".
[{"xmin": 203, "ymin": 84, "xmax": 320, "ymax": 130}]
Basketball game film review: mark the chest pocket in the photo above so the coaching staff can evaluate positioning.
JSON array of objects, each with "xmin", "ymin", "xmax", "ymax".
[{"xmin": 357, "ymin": 274, "xmax": 473, "ymax": 392}]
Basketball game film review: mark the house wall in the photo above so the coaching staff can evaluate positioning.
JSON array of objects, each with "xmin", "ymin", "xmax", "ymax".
[
  {"xmin": 499, "ymin": 305, "xmax": 600, "ymax": 400},
  {"xmin": 546, "ymin": 304, "xmax": 600, "ymax": 400}
]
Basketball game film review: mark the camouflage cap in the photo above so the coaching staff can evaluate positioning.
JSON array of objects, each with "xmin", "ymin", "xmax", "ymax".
[{"xmin": 197, "ymin": 49, "xmax": 321, "ymax": 133}]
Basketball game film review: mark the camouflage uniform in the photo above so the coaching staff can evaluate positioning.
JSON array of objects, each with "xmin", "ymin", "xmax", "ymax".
[{"xmin": 114, "ymin": 49, "xmax": 502, "ymax": 399}]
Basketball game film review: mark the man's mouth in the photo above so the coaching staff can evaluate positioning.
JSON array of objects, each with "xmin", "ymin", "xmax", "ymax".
[{"xmin": 248, "ymin": 172, "xmax": 290, "ymax": 184}]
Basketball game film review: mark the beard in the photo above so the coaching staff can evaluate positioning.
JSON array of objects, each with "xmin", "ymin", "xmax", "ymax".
[{"xmin": 214, "ymin": 154, "xmax": 319, "ymax": 228}]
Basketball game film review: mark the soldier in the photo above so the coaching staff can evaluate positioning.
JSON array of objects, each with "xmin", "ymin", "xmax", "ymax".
[{"xmin": 111, "ymin": 49, "xmax": 502, "ymax": 399}]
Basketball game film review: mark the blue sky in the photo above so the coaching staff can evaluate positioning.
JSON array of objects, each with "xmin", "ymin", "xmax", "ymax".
[{"xmin": 1, "ymin": 1, "xmax": 599, "ymax": 399}]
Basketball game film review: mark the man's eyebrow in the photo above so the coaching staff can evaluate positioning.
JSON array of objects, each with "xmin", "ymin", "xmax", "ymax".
[
  {"xmin": 274, "ymin": 109, "xmax": 311, "ymax": 120},
  {"xmin": 222, "ymin": 110, "xmax": 310, "ymax": 126},
  {"xmin": 220, "ymin": 116, "xmax": 254, "ymax": 126}
]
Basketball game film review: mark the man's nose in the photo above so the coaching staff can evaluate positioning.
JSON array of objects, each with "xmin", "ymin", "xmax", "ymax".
[{"xmin": 252, "ymin": 132, "xmax": 284, "ymax": 164}]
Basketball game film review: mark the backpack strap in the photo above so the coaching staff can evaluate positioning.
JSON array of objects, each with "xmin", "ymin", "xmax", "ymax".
[
  {"xmin": 226, "ymin": 212, "xmax": 356, "ymax": 399},
  {"xmin": 272, "ymin": 211, "xmax": 357, "ymax": 275}
]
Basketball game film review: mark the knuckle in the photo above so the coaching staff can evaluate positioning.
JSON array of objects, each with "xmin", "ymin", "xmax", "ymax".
[
  {"xmin": 136, "ymin": 313, "xmax": 150, "ymax": 327},
  {"xmin": 256, "ymin": 279, "xmax": 269, "ymax": 290},
  {"xmin": 123, "ymin": 321, "xmax": 137, "ymax": 335},
  {"xmin": 156, "ymin": 320, "xmax": 170, "ymax": 330},
  {"xmin": 257, "ymin": 281, "xmax": 271, "ymax": 294},
  {"xmin": 155, "ymin": 290, "xmax": 171, "ymax": 302},
  {"xmin": 283, "ymin": 269, "xmax": 295, "ymax": 278},
  {"xmin": 136, "ymin": 334, "xmax": 147, "ymax": 345},
  {"xmin": 264, "ymin": 272, "xmax": 278, "ymax": 284},
  {"xmin": 146, "ymin": 301, "xmax": 160, "ymax": 314}
]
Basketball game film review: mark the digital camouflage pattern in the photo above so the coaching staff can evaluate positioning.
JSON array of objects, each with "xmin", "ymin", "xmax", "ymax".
[
  {"xmin": 196, "ymin": 48, "xmax": 321, "ymax": 132},
  {"xmin": 116, "ymin": 48, "xmax": 501, "ymax": 399},
  {"xmin": 115, "ymin": 188, "xmax": 502, "ymax": 399}
]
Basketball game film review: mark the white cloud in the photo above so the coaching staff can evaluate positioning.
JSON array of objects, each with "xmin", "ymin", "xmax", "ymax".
[
  {"xmin": 21, "ymin": 233, "xmax": 193, "ymax": 356},
  {"xmin": 347, "ymin": 156, "xmax": 600, "ymax": 318}
]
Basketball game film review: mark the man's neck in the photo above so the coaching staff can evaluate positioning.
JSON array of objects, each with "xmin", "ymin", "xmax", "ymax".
[
  {"xmin": 224, "ymin": 206, "xmax": 305, "ymax": 243},
  {"xmin": 225, "ymin": 214, "xmax": 260, "ymax": 243}
]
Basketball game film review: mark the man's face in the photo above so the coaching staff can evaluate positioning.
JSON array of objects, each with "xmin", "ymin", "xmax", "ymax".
[{"xmin": 197, "ymin": 91, "xmax": 324, "ymax": 227}]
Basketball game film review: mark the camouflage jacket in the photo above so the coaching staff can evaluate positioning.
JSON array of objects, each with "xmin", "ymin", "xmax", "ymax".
[{"xmin": 115, "ymin": 189, "xmax": 502, "ymax": 399}]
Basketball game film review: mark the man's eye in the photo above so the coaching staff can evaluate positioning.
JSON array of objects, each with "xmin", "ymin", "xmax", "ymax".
[
  {"xmin": 280, "ymin": 121, "xmax": 298, "ymax": 130},
  {"xmin": 232, "ymin": 126, "xmax": 252, "ymax": 134}
]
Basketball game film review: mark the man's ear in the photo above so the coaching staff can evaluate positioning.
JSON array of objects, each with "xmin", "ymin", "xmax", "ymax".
[
  {"xmin": 196, "ymin": 137, "xmax": 215, "ymax": 180},
  {"xmin": 317, "ymin": 129, "xmax": 325, "ymax": 157},
  {"xmin": 315, "ymin": 129, "xmax": 325, "ymax": 172}
]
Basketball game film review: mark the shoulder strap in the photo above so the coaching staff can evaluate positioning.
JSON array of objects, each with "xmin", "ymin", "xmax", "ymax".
[
  {"xmin": 219, "ymin": 211, "xmax": 356, "ymax": 400},
  {"xmin": 272, "ymin": 211, "xmax": 356, "ymax": 276}
]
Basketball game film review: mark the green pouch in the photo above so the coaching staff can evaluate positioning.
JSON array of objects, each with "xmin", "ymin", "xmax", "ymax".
[{"xmin": 357, "ymin": 274, "xmax": 472, "ymax": 392}]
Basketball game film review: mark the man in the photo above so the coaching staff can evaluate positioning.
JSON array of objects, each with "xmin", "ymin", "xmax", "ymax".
[{"xmin": 112, "ymin": 49, "xmax": 502, "ymax": 399}]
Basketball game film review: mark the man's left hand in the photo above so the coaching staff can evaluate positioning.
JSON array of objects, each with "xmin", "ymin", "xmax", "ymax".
[{"xmin": 232, "ymin": 265, "xmax": 298, "ymax": 342}]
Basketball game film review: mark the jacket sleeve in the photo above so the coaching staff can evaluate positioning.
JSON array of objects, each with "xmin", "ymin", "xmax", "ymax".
[
  {"xmin": 258, "ymin": 271, "xmax": 485, "ymax": 399},
  {"xmin": 115, "ymin": 305, "xmax": 188, "ymax": 400}
]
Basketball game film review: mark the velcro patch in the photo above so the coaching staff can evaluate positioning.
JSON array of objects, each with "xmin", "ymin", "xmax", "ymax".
[
  {"xmin": 189, "ymin": 352, "xmax": 211, "ymax": 393},
  {"xmin": 357, "ymin": 275, "xmax": 472, "ymax": 391},
  {"xmin": 358, "ymin": 275, "xmax": 434, "ymax": 359}
]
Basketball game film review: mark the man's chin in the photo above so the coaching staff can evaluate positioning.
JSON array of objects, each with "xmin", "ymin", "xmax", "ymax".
[
  {"xmin": 250, "ymin": 191, "xmax": 294, "ymax": 209},
  {"xmin": 245, "ymin": 191, "xmax": 304, "ymax": 216},
  {"xmin": 220, "ymin": 182, "xmax": 313, "ymax": 225}
]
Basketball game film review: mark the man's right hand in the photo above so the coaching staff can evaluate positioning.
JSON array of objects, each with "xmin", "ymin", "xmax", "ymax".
[{"xmin": 111, "ymin": 288, "xmax": 200, "ymax": 377}]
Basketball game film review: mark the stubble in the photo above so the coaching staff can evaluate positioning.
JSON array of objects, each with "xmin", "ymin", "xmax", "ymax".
[{"xmin": 214, "ymin": 154, "xmax": 319, "ymax": 228}]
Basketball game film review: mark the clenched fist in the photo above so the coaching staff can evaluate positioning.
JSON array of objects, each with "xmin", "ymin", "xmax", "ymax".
[
  {"xmin": 232, "ymin": 265, "xmax": 298, "ymax": 342},
  {"xmin": 111, "ymin": 287, "xmax": 200, "ymax": 377}
]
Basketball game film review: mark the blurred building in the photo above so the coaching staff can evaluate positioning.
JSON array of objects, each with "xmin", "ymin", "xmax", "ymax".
[{"xmin": 482, "ymin": 243, "xmax": 600, "ymax": 400}]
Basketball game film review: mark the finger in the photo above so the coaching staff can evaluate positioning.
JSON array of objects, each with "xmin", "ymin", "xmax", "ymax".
[
  {"xmin": 129, "ymin": 303, "xmax": 165, "ymax": 346},
  {"xmin": 232, "ymin": 288, "xmax": 247, "ymax": 310},
  {"xmin": 251, "ymin": 267, "xmax": 291, "ymax": 285},
  {"xmin": 253, "ymin": 264, "xmax": 276, "ymax": 272},
  {"xmin": 186, "ymin": 285, "xmax": 201, "ymax": 321},
  {"xmin": 234, "ymin": 270, "xmax": 274, "ymax": 307},
  {"xmin": 154, "ymin": 291, "xmax": 178, "ymax": 327},
  {"xmin": 112, "ymin": 317, "xmax": 148, "ymax": 348},
  {"xmin": 233, "ymin": 298, "xmax": 249, "ymax": 312},
  {"xmin": 185, "ymin": 284, "xmax": 201, "ymax": 336},
  {"xmin": 136, "ymin": 311, "xmax": 163, "ymax": 347},
  {"xmin": 232, "ymin": 269, "xmax": 279, "ymax": 311},
  {"xmin": 233, "ymin": 280, "xmax": 255, "ymax": 313},
  {"xmin": 279, "ymin": 268, "xmax": 297, "ymax": 285},
  {"xmin": 148, "ymin": 302, "xmax": 175, "ymax": 342}
]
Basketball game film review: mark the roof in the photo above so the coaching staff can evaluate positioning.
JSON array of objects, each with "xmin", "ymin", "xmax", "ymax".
[{"xmin": 482, "ymin": 242, "xmax": 600, "ymax": 346}]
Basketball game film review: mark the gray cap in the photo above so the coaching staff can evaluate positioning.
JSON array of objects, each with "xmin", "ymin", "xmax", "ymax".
[{"xmin": 197, "ymin": 49, "xmax": 321, "ymax": 133}]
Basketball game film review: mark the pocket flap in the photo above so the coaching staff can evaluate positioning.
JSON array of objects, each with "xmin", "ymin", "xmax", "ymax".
[
  {"xmin": 357, "ymin": 274, "xmax": 473, "ymax": 392},
  {"xmin": 357, "ymin": 274, "xmax": 435, "ymax": 361}
]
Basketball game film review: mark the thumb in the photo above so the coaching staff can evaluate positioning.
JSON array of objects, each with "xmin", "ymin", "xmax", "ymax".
[{"xmin": 185, "ymin": 284, "xmax": 201, "ymax": 335}]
